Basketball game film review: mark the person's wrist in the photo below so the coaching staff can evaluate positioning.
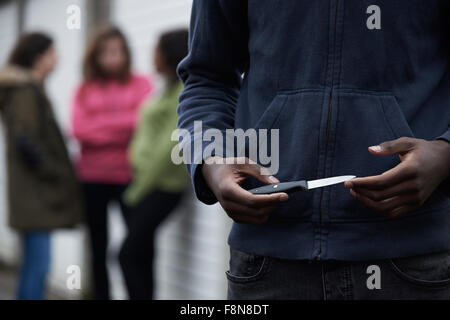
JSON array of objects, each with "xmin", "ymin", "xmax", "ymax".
[
  {"xmin": 201, "ymin": 157, "xmax": 213, "ymax": 180},
  {"xmin": 201, "ymin": 156, "xmax": 222, "ymax": 193}
]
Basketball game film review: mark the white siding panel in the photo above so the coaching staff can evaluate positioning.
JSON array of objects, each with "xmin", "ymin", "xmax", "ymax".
[
  {"xmin": 111, "ymin": 0, "xmax": 232, "ymax": 300},
  {"xmin": 155, "ymin": 198, "xmax": 231, "ymax": 300},
  {"xmin": 0, "ymin": 0, "xmax": 20, "ymax": 265},
  {"xmin": 24, "ymin": 0, "xmax": 87, "ymax": 129},
  {"xmin": 112, "ymin": 0, "xmax": 192, "ymax": 81},
  {"xmin": 0, "ymin": 1, "xmax": 18, "ymax": 65}
]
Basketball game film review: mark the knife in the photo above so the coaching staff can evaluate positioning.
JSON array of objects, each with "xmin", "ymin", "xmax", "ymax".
[{"xmin": 248, "ymin": 175, "xmax": 356, "ymax": 195}]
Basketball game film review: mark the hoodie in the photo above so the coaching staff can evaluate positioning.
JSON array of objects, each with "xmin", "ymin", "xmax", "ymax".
[{"xmin": 177, "ymin": 0, "xmax": 450, "ymax": 260}]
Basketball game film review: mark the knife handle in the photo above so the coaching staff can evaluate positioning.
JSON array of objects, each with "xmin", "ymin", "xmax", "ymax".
[{"xmin": 248, "ymin": 181, "xmax": 308, "ymax": 195}]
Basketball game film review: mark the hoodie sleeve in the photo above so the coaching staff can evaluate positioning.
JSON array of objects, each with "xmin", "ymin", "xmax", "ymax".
[{"xmin": 177, "ymin": 0, "xmax": 249, "ymax": 204}]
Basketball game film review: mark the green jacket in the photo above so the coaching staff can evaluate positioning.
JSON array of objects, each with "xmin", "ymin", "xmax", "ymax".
[
  {"xmin": 124, "ymin": 81, "xmax": 189, "ymax": 206},
  {"xmin": 0, "ymin": 65, "xmax": 83, "ymax": 231}
]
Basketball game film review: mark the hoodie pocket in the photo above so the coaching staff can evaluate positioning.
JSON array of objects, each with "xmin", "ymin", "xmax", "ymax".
[
  {"xmin": 247, "ymin": 89, "xmax": 324, "ymax": 220},
  {"xmin": 329, "ymin": 91, "xmax": 415, "ymax": 221}
]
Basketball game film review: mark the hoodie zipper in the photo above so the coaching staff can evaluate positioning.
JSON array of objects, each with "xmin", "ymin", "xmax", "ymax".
[{"xmin": 317, "ymin": 0, "xmax": 340, "ymax": 261}]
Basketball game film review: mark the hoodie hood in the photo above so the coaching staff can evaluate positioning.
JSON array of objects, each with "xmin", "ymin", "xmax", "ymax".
[
  {"xmin": 0, "ymin": 65, "xmax": 38, "ymax": 87},
  {"xmin": 0, "ymin": 65, "xmax": 39, "ymax": 106}
]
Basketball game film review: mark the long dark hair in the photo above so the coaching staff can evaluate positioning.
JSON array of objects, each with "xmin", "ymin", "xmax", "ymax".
[
  {"xmin": 83, "ymin": 25, "xmax": 131, "ymax": 83},
  {"xmin": 158, "ymin": 28, "xmax": 189, "ymax": 83},
  {"xmin": 9, "ymin": 32, "xmax": 53, "ymax": 69}
]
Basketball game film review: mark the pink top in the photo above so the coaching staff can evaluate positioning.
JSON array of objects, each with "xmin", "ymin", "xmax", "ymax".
[{"xmin": 71, "ymin": 74, "xmax": 153, "ymax": 184}]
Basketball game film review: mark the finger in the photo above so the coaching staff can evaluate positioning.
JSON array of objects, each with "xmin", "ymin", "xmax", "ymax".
[
  {"xmin": 345, "ymin": 161, "xmax": 415, "ymax": 190},
  {"xmin": 351, "ymin": 179, "xmax": 419, "ymax": 202},
  {"xmin": 235, "ymin": 158, "xmax": 279, "ymax": 185},
  {"xmin": 221, "ymin": 181, "xmax": 289, "ymax": 208},
  {"xmin": 224, "ymin": 201, "xmax": 276, "ymax": 224},
  {"xmin": 223, "ymin": 199, "xmax": 276, "ymax": 218},
  {"xmin": 229, "ymin": 214, "xmax": 269, "ymax": 225},
  {"xmin": 388, "ymin": 205, "xmax": 420, "ymax": 218},
  {"xmin": 350, "ymin": 189, "xmax": 420, "ymax": 215},
  {"xmin": 349, "ymin": 189, "xmax": 387, "ymax": 212},
  {"xmin": 368, "ymin": 137, "xmax": 416, "ymax": 156}
]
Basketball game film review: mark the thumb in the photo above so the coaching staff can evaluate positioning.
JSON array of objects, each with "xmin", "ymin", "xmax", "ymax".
[{"xmin": 368, "ymin": 137, "xmax": 415, "ymax": 156}]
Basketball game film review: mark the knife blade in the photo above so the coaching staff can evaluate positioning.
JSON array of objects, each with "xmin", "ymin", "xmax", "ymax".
[
  {"xmin": 307, "ymin": 175, "xmax": 356, "ymax": 190},
  {"xmin": 248, "ymin": 175, "xmax": 356, "ymax": 195}
]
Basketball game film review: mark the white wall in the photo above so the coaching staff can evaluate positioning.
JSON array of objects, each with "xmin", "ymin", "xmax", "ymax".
[
  {"xmin": 0, "ymin": 1, "xmax": 18, "ymax": 64},
  {"xmin": 23, "ymin": 0, "xmax": 87, "ymax": 128},
  {"xmin": 0, "ymin": 0, "xmax": 20, "ymax": 266},
  {"xmin": 112, "ymin": 0, "xmax": 193, "ymax": 85}
]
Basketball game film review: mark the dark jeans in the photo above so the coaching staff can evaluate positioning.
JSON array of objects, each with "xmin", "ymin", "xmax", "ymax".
[
  {"xmin": 227, "ymin": 249, "xmax": 450, "ymax": 300},
  {"xmin": 119, "ymin": 190, "xmax": 183, "ymax": 300},
  {"xmin": 82, "ymin": 183, "xmax": 130, "ymax": 300}
]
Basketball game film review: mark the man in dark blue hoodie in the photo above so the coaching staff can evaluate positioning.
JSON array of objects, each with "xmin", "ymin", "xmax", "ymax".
[{"xmin": 177, "ymin": 1, "xmax": 450, "ymax": 299}]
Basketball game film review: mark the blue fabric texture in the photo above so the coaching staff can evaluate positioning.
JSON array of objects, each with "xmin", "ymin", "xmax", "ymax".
[{"xmin": 177, "ymin": 0, "xmax": 450, "ymax": 260}]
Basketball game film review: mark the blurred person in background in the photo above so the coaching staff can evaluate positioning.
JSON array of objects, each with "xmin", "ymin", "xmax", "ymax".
[
  {"xmin": 0, "ymin": 32, "xmax": 83, "ymax": 300},
  {"xmin": 71, "ymin": 26, "xmax": 152, "ymax": 300},
  {"xmin": 120, "ymin": 29, "xmax": 189, "ymax": 300}
]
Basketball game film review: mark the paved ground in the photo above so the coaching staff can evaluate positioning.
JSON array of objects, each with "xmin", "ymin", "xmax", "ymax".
[
  {"xmin": 0, "ymin": 264, "xmax": 64, "ymax": 300},
  {"xmin": 0, "ymin": 265, "xmax": 16, "ymax": 300}
]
